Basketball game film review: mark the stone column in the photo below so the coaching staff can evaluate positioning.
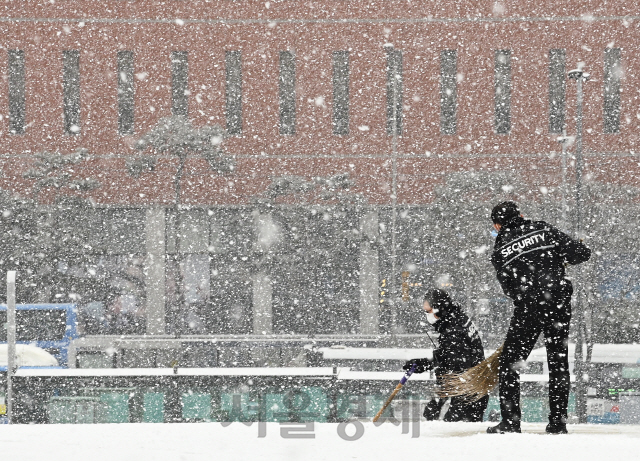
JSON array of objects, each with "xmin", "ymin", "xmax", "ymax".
[
  {"xmin": 145, "ymin": 207, "xmax": 167, "ymax": 335},
  {"xmin": 252, "ymin": 211, "xmax": 279, "ymax": 334},
  {"xmin": 359, "ymin": 210, "xmax": 380, "ymax": 334},
  {"xmin": 252, "ymin": 271, "xmax": 273, "ymax": 335}
]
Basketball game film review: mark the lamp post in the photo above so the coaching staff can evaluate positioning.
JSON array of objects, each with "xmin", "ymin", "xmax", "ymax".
[
  {"xmin": 568, "ymin": 66, "xmax": 590, "ymax": 423},
  {"xmin": 386, "ymin": 45, "xmax": 401, "ymax": 337},
  {"xmin": 556, "ymin": 130, "xmax": 574, "ymax": 231}
]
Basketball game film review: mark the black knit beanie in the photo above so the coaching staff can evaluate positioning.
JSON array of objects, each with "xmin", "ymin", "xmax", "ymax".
[
  {"xmin": 491, "ymin": 201, "xmax": 520, "ymax": 226},
  {"xmin": 423, "ymin": 289, "xmax": 453, "ymax": 316}
]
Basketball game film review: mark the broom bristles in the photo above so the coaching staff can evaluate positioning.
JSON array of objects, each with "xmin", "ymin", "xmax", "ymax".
[{"xmin": 437, "ymin": 344, "xmax": 504, "ymax": 402}]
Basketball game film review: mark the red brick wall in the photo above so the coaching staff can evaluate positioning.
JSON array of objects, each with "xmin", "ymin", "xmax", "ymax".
[{"xmin": 1, "ymin": 1, "xmax": 639, "ymax": 205}]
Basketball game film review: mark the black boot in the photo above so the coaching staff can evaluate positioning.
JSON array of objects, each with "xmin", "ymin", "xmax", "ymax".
[
  {"xmin": 486, "ymin": 421, "xmax": 521, "ymax": 434},
  {"xmin": 546, "ymin": 418, "xmax": 568, "ymax": 434}
]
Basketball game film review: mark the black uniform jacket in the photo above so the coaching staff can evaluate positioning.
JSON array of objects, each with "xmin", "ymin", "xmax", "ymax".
[
  {"xmin": 433, "ymin": 304, "xmax": 485, "ymax": 374},
  {"xmin": 491, "ymin": 216, "xmax": 591, "ymax": 302}
]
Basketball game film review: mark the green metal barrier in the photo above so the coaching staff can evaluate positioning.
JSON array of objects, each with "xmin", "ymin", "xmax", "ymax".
[
  {"xmin": 47, "ymin": 389, "xmax": 569, "ymax": 424},
  {"xmin": 182, "ymin": 393, "xmax": 212, "ymax": 422},
  {"xmin": 100, "ymin": 393, "xmax": 129, "ymax": 423},
  {"xmin": 265, "ymin": 387, "xmax": 329, "ymax": 422},
  {"xmin": 143, "ymin": 393, "xmax": 164, "ymax": 423},
  {"xmin": 48, "ymin": 394, "xmax": 128, "ymax": 424},
  {"xmin": 45, "ymin": 385, "xmax": 430, "ymax": 423},
  {"xmin": 48, "ymin": 397, "xmax": 97, "ymax": 424},
  {"xmin": 10, "ymin": 369, "xmax": 572, "ymax": 424}
]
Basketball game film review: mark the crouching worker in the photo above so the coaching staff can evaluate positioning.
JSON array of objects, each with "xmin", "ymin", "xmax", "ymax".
[{"xmin": 403, "ymin": 289, "xmax": 489, "ymax": 422}]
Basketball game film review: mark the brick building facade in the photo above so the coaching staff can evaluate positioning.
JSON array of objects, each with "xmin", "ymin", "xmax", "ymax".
[{"xmin": 1, "ymin": 1, "xmax": 639, "ymax": 340}]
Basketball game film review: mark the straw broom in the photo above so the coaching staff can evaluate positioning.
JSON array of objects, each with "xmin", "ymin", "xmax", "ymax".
[{"xmin": 437, "ymin": 344, "xmax": 504, "ymax": 402}]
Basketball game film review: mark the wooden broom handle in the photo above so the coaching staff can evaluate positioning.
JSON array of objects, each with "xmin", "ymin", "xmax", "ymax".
[
  {"xmin": 372, "ymin": 363, "xmax": 417, "ymax": 422},
  {"xmin": 373, "ymin": 383, "xmax": 404, "ymax": 422}
]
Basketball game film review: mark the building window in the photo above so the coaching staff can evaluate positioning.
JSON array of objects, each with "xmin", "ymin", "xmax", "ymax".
[
  {"xmin": 8, "ymin": 49, "xmax": 25, "ymax": 135},
  {"xmin": 494, "ymin": 49, "xmax": 511, "ymax": 134},
  {"xmin": 440, "ymin": 49, "xmax": 457, "ymax": 135},
  {"xmin": 225, "ymin": 51, "xmax": 242, "ymax": 136},
  {"xmin": 117, "ymin": 50, "xmax": 135, "ymax": 135},
  {"xmin": 63, "ymin": 50, "xmax": 81, "ymax": 135},
  {"xmin": 548, "ymin": 49, "xmax": 566, "ymax": 134},
  {"xmin": 604, "ymin": 47, "xmax": 621, "ymax": 134},
  {"xmin": 332, "ymin": 51, "xmax": 349, "ymax": 136},
  {"xmin": 279, "ymin": 51, "xmax": 296, "ymax": 135},
  {"xmin": 171, "ymin": 51, "xmax": 189, "ymax": 117},
  {"xmin": 386, "ymin": 47, "xmax": 403, "ymax": 136}
]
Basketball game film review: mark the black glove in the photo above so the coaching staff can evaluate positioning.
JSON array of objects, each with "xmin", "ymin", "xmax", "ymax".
[{"xmin": 402, "ymin": 358, "xmax": 433, "ymax": 374}]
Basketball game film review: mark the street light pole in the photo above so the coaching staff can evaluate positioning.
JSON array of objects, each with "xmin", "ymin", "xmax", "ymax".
[
  {"xmin": 389, "ymin": 47, "xmax": 400, "ymax": 337},
  {"xmin": 556, "ymin": 130, "xmax": 574, "ymax": 231},
  {"xmin": 568, "ymin": 66, "xmax": 590, "ymax": 424}
]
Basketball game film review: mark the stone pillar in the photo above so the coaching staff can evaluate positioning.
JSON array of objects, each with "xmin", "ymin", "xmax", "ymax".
[
  {"xmin": 252, "ymin": 211, "xmax": 279, "ymax": 334},
  {"xmin": 359, "ymin": 210, "xmax": 380, "ymax": 334},
  {"xmin": 145, "ymin": 207, "xmax": 167, "ymax": 335},
  {"xmin": 252, "ymin": 271, "xmax": 273, "ymax": 334}
]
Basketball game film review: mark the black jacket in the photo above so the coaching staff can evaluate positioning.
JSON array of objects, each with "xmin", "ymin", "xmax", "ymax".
[
  {"xmin": 491, "ymin": 216, "xmax": 591, "ymax": 302},
  {"xmin": 432, "ymin": 303, "xmax": 485, "ymax": 374},
  {"xmin": 424, "ymin": 290, "xmax": 485, "ymax": 375}
]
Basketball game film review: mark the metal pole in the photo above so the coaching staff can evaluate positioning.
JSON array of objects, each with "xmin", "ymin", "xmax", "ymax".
[
  {"xmin": 6, "ymin": 271, "xmax": 16, "ymax": 424},
  {"xmin": 557, "ymin": 130, "xmax": 570, "ymax": 231},
  {"xmin": 389, "ymin": 47, "xmax": 399, "ymax": 336},
  {"xmin": 574, "ymin": 75, "xmax": 584, "ymax": 237},
  {"xmin": 568, "ymin": 67, "xmax": 589, "ymax": 423}
]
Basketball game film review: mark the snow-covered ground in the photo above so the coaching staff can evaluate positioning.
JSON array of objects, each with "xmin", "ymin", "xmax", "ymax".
[{"xmin": 2, "ymin": 421, "xmax": 639, "ymax": 461}]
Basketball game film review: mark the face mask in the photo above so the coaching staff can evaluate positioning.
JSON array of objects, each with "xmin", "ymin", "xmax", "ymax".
[
  {"xmin": 426, "ymin": 312, "xmax": 439, "ymax": 325},
  {"xmin": 490, "ymin": 229, "xmax": 499, "ymax": 238}
]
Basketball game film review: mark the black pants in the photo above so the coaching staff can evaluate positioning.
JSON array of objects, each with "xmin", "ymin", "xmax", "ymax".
[
  {"xmin": 424, "ymin": 395, "xmax": 489, "ymax": 422},
  {"xmin": 499, "ymin": 289, "xmax": 572, "ymax": 426}
]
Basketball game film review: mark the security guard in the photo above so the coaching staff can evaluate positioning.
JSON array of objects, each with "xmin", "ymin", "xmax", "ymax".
[
  {"xmin": 488, "ymin": 201, "xmax": 591, "ymax": 434},
  {"xmin": 404, "ymin": 289, "xmax": 489, "ymax": 422}
]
